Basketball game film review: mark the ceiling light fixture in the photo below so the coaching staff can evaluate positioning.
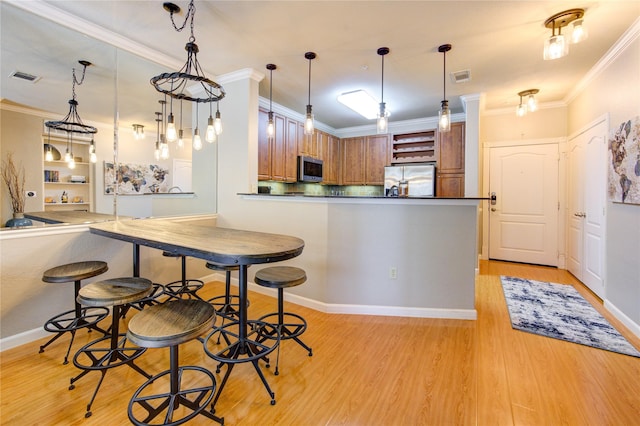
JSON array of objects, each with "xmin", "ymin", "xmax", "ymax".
[
  {"xmin": 543, "ymin": 8, "xmax": 586, "ymax": 60},
  {"xmin": 45, "ymin": 60, "xmax": 98, "ymax": 166},
  {"xmin": 377, "ymin": 47, "xmax": 390, "ymax": 134},
  {"xmin": 516, "ymin": 89, "xmax": 539, "ymax": 117},
  {"xmin": 151, "ymin": 0, "xmax": 225, "ymax": 151},
  {"xmin": 438, "ymin": 44, "xmax": 452, "ymax": 133},
  {"xmin": 337, "ymin": 90, "xmax": 379, "ymax": 119},
  {"xmin": 266, "ymin": 64, "xmax": 277, "ymax": 140},
  {"xmin": 132, "ymin": 124, "xmax": 145, "ymax": 140},
  {"xmin": 303, "ymin": 51, "xmax": 316, "ymax": 136},
  {"xmin": 154, "ymin": 112, "xmax": 163, "ymax": 161}
]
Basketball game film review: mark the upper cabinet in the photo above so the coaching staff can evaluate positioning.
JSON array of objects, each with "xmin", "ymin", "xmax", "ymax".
[
  {"xmin": 436, "ymin": 122, "xmax": 465, "ymax": 197},
  {"xmin": 318, "ymin": 131, "xmax": 340, "ymax": 185},
  {"xmin": 258, "ymin": 108, "xmax": 297, "ymax": 182},
  {"xmin": 340, "ymin": 135, "xmax": 389, "ymax": 185}
]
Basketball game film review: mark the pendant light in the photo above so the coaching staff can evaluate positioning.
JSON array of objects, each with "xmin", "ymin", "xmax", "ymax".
[
  {"xmin": 303, "ymin": 52, "xmax": 316, "ymax": 136},
  {"xmin": 177, "ymin": 100, "xmax": 184, "ymax": 148},
  {"xmin": 437, "ymin": 44, "xmax": 452, "ymax": 133},
  {"xmin": 193, "ymin": 102, "xmax": 202, "ymax": 151},
  {"xmin": 377, "ymin": 47, "xmax": 390, "ymax": 134},
  {"xmin": 158, "ymin": 99, "xmax": 169, "ymax": 159},
  {"xmin": 214, "ymin": 102, "xmax": 223, "ymax": 135},
  {"xmin": 206, "ymin": 101, "xmax": 216, "ymax": 143},
  {"xmin": 154, "ymin": 112, "xmax": 162, "ymax": 160},
  {"xmin": 266, "ymin": 64, "xmax": 277, "ymax": 140},
  {"xmin": 132, "ymin": 124, "xmax": 145, "ymax": 140}
]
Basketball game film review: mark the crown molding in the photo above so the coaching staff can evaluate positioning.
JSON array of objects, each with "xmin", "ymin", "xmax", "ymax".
[{"xmin": 565, "ymin": 16, "xmax": 640, "ymax": 105}]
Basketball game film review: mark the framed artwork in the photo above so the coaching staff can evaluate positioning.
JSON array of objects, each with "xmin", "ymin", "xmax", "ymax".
[
  {"xmin": 608, "ymin": 116, "xmax": 640, "ymax": 205},
  {"xmin": 104, "ymin": 162, "xmax": 170, "ymax": 194}
]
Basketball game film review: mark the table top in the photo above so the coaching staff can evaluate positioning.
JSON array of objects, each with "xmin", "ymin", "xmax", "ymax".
[
  {"xmin": 89, "ymin": 218, "xmax": 305, "ymax": 266},
  {"xmin": 24, "ymin": 211, "xmax": 122, "ymax": 225}
]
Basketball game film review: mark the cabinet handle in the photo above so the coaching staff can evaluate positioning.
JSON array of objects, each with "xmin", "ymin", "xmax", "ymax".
[{"xmin": 491, "ymin": 208, "xmax": 496, "ymax": 212}]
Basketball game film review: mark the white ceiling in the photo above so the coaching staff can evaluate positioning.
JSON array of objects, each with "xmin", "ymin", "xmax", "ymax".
[{"xmin": 1, "ymin": 1, "xmax": 639, "ymax": 132}]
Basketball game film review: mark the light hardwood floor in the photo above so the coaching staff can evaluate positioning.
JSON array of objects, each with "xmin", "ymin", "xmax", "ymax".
[{"xmin": 1, "ymin": 260, "xmax": 639, "ymax": 425}]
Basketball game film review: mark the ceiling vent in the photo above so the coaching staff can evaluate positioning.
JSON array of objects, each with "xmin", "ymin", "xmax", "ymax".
[
  {"xmin": 450, "ymin": 69, "xmax": 471, "ymax": 84},
  {"xmin": 9, "ymin": 70, "xmax": 41, "ymax": 83}
]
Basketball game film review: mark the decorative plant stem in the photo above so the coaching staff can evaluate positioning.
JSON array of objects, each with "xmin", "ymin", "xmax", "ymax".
[{"xmin": 1, "ymin": 152, "xmax": 26, "ymax": 213}]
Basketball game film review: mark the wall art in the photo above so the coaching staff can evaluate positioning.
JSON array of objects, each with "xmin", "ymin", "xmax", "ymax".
[
  {"xmin": 608, "ymin": 116, "xmax": 640, "ymax": 205},
  {"xmin": 104, "ymin": 162, "xmax": 170, "ymax": 195}
]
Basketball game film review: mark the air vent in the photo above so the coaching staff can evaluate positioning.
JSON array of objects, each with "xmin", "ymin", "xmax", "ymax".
[
  {"xmin": 9, "ymin": 70, "xmax": 41, "ymax": 83},
  {"xmin": 450, "ymin": 70, "xmax": 471, "ymax": 84}
]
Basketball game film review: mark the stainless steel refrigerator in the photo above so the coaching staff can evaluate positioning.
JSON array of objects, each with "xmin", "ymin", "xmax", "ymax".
[{"xmin": 384, "ymin": 163, "xmax": 436, "ymax": 197}]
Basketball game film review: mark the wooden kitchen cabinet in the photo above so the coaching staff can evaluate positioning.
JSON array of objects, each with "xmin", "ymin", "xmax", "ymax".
[
  {"xmin": 341, "ymin": 136, "xmax": 365, "ymax": 184},
  {"xmin": 340, "ymin": 134, "xmax": 389, "ymax": 185},
  {"xmin": 436, "ymin": 122, "xmax": 465, "ymax": 196},
  {"xmin": 365, "ymin": 134, "xmax": 390, "ymax": 185},
  {"xmin": 298, "ymin": 123, "xmax": 317, "ymax": 158},
  {"xmin": 319, "ymin": 131, "xmax": 340, "ymax": 184},
  {"xmin": 258, "ymin": 108, "xmax": 297, "ymax": 182}
]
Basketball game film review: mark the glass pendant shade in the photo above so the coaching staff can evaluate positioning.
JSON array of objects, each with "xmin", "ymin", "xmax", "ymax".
[
  {"xmin": 64, "ymin": 150, "xmax": 72, "ymax": 163},
  {"xmin": 304, "ymin": 108, "xmax": 314, "ymax": 136},
  {"xmin": 527, "ymin": 94, "xmax": 538, "ymax": 112},
  {"xmin": 438, "ymin": 100, "xmax": 451, "ymax": 132},
  {"xmin": 267, "ymin": 111, "xmax": 275, "ymax": 140},
  {"xmin": 377, "ymin": 103, "xmax": 389, "ymax": 134},
  {"xmin": 516, "ymin": 103, "xmax": 527, "ymax": 117},
  {"xmin": 68, "ymin": 157, "xmax": 76, "ymax": 169},
  {"xmin": 177, "ymin": 129, "xmax": 184, "ymax": 148},
  {"xmin": 45, "ymin": 149, "xmax": 53, "ymax": 162},
  {"xmin": 206, "ymin": 116, "xmax": 216, "ymax": 143},
  {"xmin": 193, "ymin": 128, "xmax": 203, "ymax": 150},
  {"xmin": 544, "ymin": 34, "xmax": 568, "ymax": 60},
  {"xmin": 571, "ymin": 19, "xmax": 588, "ymax": 44},
  {"xmin": 154, "ymin": 143, "xmax": 161, "ymax": 160},
  {"xmin": 89, "ymin": 141, "xmax": 97, "ymax": 163}
]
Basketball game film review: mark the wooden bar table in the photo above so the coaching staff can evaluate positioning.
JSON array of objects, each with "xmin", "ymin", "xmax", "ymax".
[{"xmin": 89, "ymin": 218, "xmax": 305, "ymax": 404}]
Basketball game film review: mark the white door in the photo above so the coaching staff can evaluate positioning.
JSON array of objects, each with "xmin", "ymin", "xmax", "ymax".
[
  {"xmin": 172, "ymin": 159, "xmax": 192, "ymax": 192},
  {"xmin": 567, "ymin": 121, "xmax": 606, "ymax": 298},
  {"xmin": 489, "ymin": 143, "xmax": 559, "ymax": 266}
]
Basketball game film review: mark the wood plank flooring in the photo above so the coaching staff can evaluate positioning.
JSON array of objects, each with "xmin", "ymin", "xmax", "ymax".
[{"xmin": 1, "ymin": 260, "xmax": 639, "ymax": 425}]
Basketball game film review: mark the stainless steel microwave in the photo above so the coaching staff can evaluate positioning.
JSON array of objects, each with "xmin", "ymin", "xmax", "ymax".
[{"xmin": 298, "ymin": 156, "xmax": 323, "ymax": 182}]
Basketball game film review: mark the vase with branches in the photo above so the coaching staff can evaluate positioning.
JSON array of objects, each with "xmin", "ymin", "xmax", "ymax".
[{"xmin": 1, "ymin": 152, "xmax": 32, "ymax": 227}]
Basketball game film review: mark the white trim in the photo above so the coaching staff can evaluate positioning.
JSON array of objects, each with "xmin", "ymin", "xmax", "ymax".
[
  {"xmin": 565, "ymin": 17, "xmax": 640, "ymax": 105},
  {"xmin": 604, "ymin": 299, "xmax": 640, "ymax": 340},
  {"xmin": 483, "ymin": 101, "xmax": 567, "ymax": 117},
  {"xmin": 567, "ymin": 113, "xmax": 610, "ymax": 142},
  {"xmin": 217, "ymin": 68, "xmax": 265, "ymax": 85},
  {"xmin": 484, "ymin": 137, "xmax": 566, "ymax": 149}
]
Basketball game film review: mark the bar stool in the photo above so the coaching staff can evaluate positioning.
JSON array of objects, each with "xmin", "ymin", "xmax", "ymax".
[
  {"xmin": 127, "ymin": 299, "xmax": 224, "ymax": 426},
  {"xmin": 254, "ymin": 266, "xmax": 313, "ymax": 375},
  {"xmin": 163, "ymin": 252, "xmax": 204, "ymax": 300},
  {"xmin": 70, "ymin": 277, "xmax": 153, "ymax": 418},
  {"xmin": 205, "ymin": 262, "xmax": 246, "ymax": 320},
  {"xmin": 40, "ymin": 261, "xmax": 110, "ymax": 364}
]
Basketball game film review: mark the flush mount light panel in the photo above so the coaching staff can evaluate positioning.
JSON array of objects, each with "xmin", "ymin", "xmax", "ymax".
[{"xmin": 337, "ymin": 90, "xmax": 384, "ymax": 120}]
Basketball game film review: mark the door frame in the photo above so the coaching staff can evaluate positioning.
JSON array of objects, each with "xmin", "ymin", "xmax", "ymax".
[{"xmin": 481, "ymin": 137, "xmax": 567, "ymax": 268}]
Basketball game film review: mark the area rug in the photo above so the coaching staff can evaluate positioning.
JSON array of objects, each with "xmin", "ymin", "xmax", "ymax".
[{"xmin": 500, "ymin": 276, "xmax": 640, "ymax": 358}]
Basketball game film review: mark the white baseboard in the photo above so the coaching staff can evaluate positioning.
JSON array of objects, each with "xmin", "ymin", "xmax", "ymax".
[
  {"xmin": 0, "ymin": 327, "xmax": 50, "ymax": 352},
  {"xmin": 604, "ymin": 299, "xmax": 640, "ymax": 340}
]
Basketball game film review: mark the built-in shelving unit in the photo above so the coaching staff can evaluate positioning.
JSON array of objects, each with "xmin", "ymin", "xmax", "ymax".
[
  {"xmin": 42, "ymin": 134, "xmax": 93, "ymax": 212},
  {"xmin": 391, "ymin": 130, "xmax": 436, "ymax": 164}
]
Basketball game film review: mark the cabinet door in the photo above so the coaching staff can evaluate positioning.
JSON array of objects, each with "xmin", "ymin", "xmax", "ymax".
[
  {"xmin": 258, "ymin": 108, "xmax": 271, "ymax": 180},
  {"xmin": 328, "ymin": 135, "xmax": 340, "ymax": 184},
  {"xmin": 437, "ymin": 173, "xmax": 464, "ymax": 197},
  {"xmin": 341, "ymin": 137, "xmax": 365, "ymax": 185},
  {"xmin": 285, "ymin": 118, "xmax": 299, "ymax": 182},
  {"xmin": 438, "ymin": 122, "xmax": 465, "ymax": 174},
  {"xmin": 365, "ymin": 134, "xmax": 390, "ymax": 185},
  {"xmin": 270, "ymin": 114, "xmax": 287, "ymax": 181}
]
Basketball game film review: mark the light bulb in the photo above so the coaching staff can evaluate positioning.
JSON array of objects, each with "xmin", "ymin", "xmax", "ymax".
[
  {"xmin": 571, "ymin": 19, "xmax": 588, "ymax": 44},
  {"xmin": 45, "ymin": 150, "xmax": 53, "ymax": 162},
  {"xmin": 544, "ymin": 34, "xmax": 568, "ymax": 60},
  {"xmin": 377, "ymin": 103, "xmax": 388, "ymax": 134},
  {"xmin": 166, "ymin": 113, "xmax": 177, "ymax": 142},
  {"xmin": 177, "ymin": 129, "xmax": 184, "ymax": 149},
  {"xmin": 206, "ymin": 116, "xmax": 216, "ymax": 143},
  {"xmin": 160, "ymin": 143, "xmax": 170, "ymax": 160},
  {"xmin": 438, "ymin": 100, "xmax": 451, "ymax": 132},
  {"xmin": 193, "ymin": 129, "xmax": 203, "ymax": 151},
  {"xmin": 267, "ymin": 112, "xmax": 275, "ymax": 139},
  {"xmin": 68, "ymin": 158, "xmax": 76, "ymax": 169},
  {"xmin": 64, "ymin": 150, "xmax": 71, "ymax": 162},
  {"xmin": 90, "ymin": 152, "xmax": 97, "ymax": 163},
  {"xmin": 516, "ymin": 103, "xmax": 527, "ymax": 117},
  {"xmin": 214, "ymin": 110, "xmax": 223, "ymax": 135}
]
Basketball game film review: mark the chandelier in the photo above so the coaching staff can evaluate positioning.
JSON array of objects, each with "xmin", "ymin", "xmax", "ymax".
[
  {"xmin": 45, "ymin": 60, "xmax": 98, "ymax": 167},
  {"xmin": 151, "ymin": 0, "xmax": 225, "ymax": 151}
]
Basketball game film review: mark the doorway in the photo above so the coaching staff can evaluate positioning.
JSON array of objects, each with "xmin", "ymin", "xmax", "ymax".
[{"xmin": 488, "ymin": 143, "xmax": 559, "ymax": 266}]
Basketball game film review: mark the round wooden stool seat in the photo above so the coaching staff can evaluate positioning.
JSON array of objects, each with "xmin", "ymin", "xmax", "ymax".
[
  {"xmin": 39, "ymin": 260, "xmax": 110, "ymax": 364},
  {"xmin": 70, "ymin": 277, "xmax": 153, "ymax": 418},
  {"xmin": 43, "ymin": 260, "xmax": 108, "ymax": 283},
  {"xmin": 254, "ymin": 266, "xmax": 311, "ymax": 376},
  {"xmin": 127, "ymin": 299, "xmax": 216, "ymax": 348},
  {"xmin": 254, "ymin": 266, "xmax": 307, "ymax": 288},
  {"xmin": 127, "ymin": 300, "xmax": 223, "ymax": 426}
]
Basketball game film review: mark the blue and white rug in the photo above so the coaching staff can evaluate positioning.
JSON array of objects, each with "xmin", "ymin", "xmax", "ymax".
[{"xmin": 500, "ymin": 276, "xmax": 640, "ymax": 358}]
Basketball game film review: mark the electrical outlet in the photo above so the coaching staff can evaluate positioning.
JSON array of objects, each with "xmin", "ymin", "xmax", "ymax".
[
  {"xmin": 26, "ymin": 190, "xmax": 37, "ymax": 198},
  {"xmin": 389, "ymin": 266, "xmax": 397, "ymax": 279}
]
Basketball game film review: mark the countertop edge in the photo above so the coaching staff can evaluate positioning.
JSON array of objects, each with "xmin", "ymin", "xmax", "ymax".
[{"xmin": 239, "ymin": 193, "xmax": 488, "ymax": 205}]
